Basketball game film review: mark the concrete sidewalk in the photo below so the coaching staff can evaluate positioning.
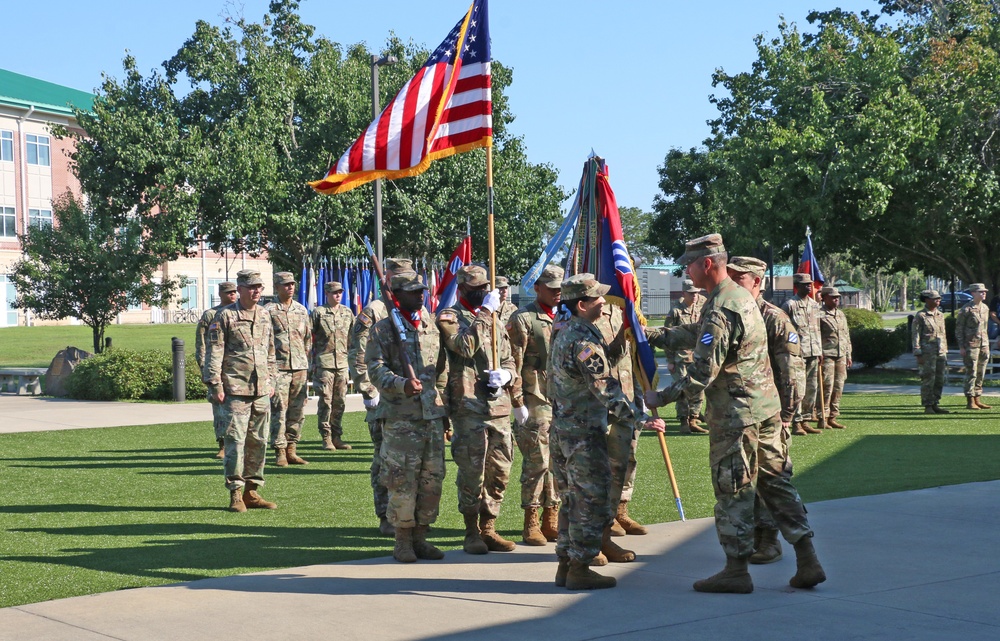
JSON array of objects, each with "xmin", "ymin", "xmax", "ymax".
[{"xmin": 4, "ymin": 480, "xmax": 999, "ymax": 641}]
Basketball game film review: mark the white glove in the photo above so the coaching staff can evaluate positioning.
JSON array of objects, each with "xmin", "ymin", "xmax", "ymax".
[
  {"xmin": 481, "ymin": 289, "xmax": 501, "ymax": 313},
  {"xmin": 363, "ymin": 392, "xmax": 380, "ymax": 409},
  {"xmin": 513, "ymin": 404, "xmax": 529, "ymax": 426},
  {"xmin": 486, "ymin": 369, "xmax": 513, "ymax": 388}
]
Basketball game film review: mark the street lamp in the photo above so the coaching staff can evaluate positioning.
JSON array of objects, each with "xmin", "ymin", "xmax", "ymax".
[{"xmin": 371, "ymin": 54, "xmax": 398, "ymax": 265}]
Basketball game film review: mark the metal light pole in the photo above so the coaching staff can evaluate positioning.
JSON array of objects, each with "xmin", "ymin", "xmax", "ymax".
[{"xmin": 371, "ymin": 54, "xmax": 398, "ymax": 265}]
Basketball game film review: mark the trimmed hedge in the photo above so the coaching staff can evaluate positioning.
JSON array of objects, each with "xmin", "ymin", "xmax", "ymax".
[
  {"xmin": 67, "ymin": 349, "xmax": 207, "ymax": 401},
  {"xmin": 851, "ymin": 324, "xmax": 907, "ymax": 368},
  {"xmin": 843, "ymin": 307, "xmax": 884, "ymax": 330}
]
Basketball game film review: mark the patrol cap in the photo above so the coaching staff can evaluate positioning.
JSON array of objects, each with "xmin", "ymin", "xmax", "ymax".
[
  {"xmin": 496, "ymin": 276, "xmax": 509, "ymax": 288},
  {"xmin": 274, "ymin": 271, "xmax": 296, "ymax": 285},
  {"xmin": 682, "ymin": 278, "xmax": 701, "ymax": 293},
  {"xmin": 391, "ymin": 272, "xmax": 428, "ymax": 292},
  {"xmin": 325, "ymin": 281, "xmax": 343, "ymax": 294},
  {"xmin": 969, "ymin": 283, "xmax": 988, "ymax": 292},
  {"xmin": 728, "ymin": 256, "xmax": 767, "ymax": 279},
  {"xmin": 677, "ymin": 233, "xmax": 726, "ymax": 266},
  {"xmin": 217, "ymin": 281, "xmax": 237, "ymax": 294},
  {"xmin": 457, "ymin": 265, "xmax": 489, "ymax": 287},
  {"xmin": 561, "ymin": 273, "xmax": 610, "ymax": 301},
  {"xmin": 536, "ymin": 265, "xmax": 565, "ymax": 288},
  {"xmin": 821, "ymin": 286, "xmax": 841, "ymax": 297},
  {"xmin": 385, "ymin": 258, "xmax": 413, "ymax": 275},
  {"xmin": 793, "ymin": 273, "xmax": 813, "ymax": 285},
  {"xmin": 236, "ymin": 269, "xmax": 264, "ymax": 287},
  {"xmin": 920, "ymin": 289, "xmax": 941, "ymax": 301}
]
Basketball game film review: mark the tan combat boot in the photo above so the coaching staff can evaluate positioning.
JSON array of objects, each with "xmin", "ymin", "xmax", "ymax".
[
  {"xmin": 975, "ymin": 396, "xmax": 992, "ymax": 409},
  {"xmin": 274, "ymin": 446, "xmax": 288, "ymax": 467},
  {"xmin": 522, "ymin": 508, "xmax": 547, "ymax": 546},
  {"xmin": 789, "ymin": 536, "xmax": 827, "ymax": 589},
  {"xmin": 592, "ymin": 551, "xmax": 608, "ymax": 566},
  {"xmin": 749, "ymin": 526, "xmax": 783, "ymax": 564},
  {"xmin": 600, "ymin": 525, "xmax": 636, "ymax": 562},
  {"xmin": 565, "ymin": 559, "xmax": 617, "ymax": 590},
  {"xmin": 412, "ymin": 525, "xmax": 445, "ymax": 560},
  {"xmin": 321, "ymin": 430, "xmax": 335, "ymax": 450},
  {"xmin": 792, "ymin": 422, "xmax": 809, "ymax": 435},
  {"xmin": 480, "ymin": 516, "xmax": 517, "ymax": 552},
  {"xmin": 215, "ymin": 439, "xmax": 225, "ymax": 459},
  {"xmin": 967, "ymin": 396, "xmax": 979, "ymax": 410},
  {"xmin": 800, "ymin": 421, "xmax": 823, "ymax": 435},
  {"xmin": 610, "ymin": 519, "xmax": 626, "ymax": 537},
  {"xmin": 541, "ymin": 505, "xmax": 559, "ymax": 542},
  {"xmin": 286, "ymin": 442, "xmax": 309, "ymax": 465},
  {"xmin": 616, "ymin": 501, "xmax": 648, "ymax": 535},
  {"xmin": 378, "ymin": 516, "xmax": 396, "ymax": 537},
  {"xmin": 678, "ymin": 417, "xmax": 694, "ymax": 435},
  {"xmin": 688, "ymin": 417, "xmax": 709, "ymax": 434},
  {"xmin": 393, "ymin": 527, "xmax": 417, "ymax": 563},
  {"xmin": 332, "ymin": 436, "xmax": 353, "ymax": 450},
  {"xmin": 693, "ymin": 556, "xmax": 753, "ymax": 593},
  {"xmin": 228, "ymin": 489, "xmax": 247, "ymax": 513},
  {"xmin": 932, "ymin": 404, "xmax": 951, "ymax": 414},
  {"xmin": 243, "ymin": 484, "xmax": 277, "ymax": 509},
  {"xmin": 462, "ymin": 513, "xmax": 488, "ymax": 555},
  {"xmin": 555, "ymin": 556, "xmax": 570, "ymax": 587}
]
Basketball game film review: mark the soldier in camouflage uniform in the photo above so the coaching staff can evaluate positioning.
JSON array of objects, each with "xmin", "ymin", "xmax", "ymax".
[
  {"xmin": 496, "ymin": 276, "xmax": 518, "ymax": 328},
  {"xmin": 196, "ymin": 281, "xmax": 237, "ymax": 459},
  {"xmin": 437, "ymin": 265, "xmax": 519, "ymax": 555},
  {"xmin": 819, "ymin": 286, "xmax": 852, "ymax": 429},
  {"xmin": 662, "ymin": 279, "xmax": 708, "ymax": 434},
  {"xmin": 312, "ymin": 281, "xmax": 355, "ymax": 450},
  {"xmin": 956, "ymin": 283, "xmax": 993, "ymax": 410},
  {"xmin": 549, "ymin": 274, "xmax": 665, "ymax": 590},
  {"xmin": 366, "ymin": 272, "xmax": 450, "ymax": 563},
  {"xmin": 507, "ymin": 265, "xmax": 563, "ymax": 546},
  {"xmin": 265, "ymin": 272, "xmax": 313, "ymax": 466},
  {"xmin": 203, "ymin": 269, "xmax": 279, "ymax": 512},
  {"xmin": 728, "ymin": 256, "xmax": 803, "ymax": 565},
  {"xmin": 783, "ymin": 273, "xmax": 824, "ymax": 431},
  {"xmin": 912, "ymin": 289, "xmax": 950, "ymax": 414},
  {"xmin": 645, "ymin": 235, "xmax": 825, "ymax": 594},
  {"xmin": 348, "ymin": 258, "xmax": 415, "ymax": 537}
]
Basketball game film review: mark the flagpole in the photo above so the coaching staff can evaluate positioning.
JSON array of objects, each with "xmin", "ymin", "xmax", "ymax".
[
  {"xmin": 486, "ymin": 146, "xmax": 498, "ymax": 368},
  {"xmin": 636, "ymin": 360, "xmax": 686, "ymax": 521}
]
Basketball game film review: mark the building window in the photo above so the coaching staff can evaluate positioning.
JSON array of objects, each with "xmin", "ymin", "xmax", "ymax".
[
  {"xmin": 180, "ymin": 283, "xmax": 198, "ymax": 310},
  {"xmin": 0, "ymin": 131, "xmax": 12, "ymax": 162},
  {"xmin": 1, "ymin": 274, "xmax": 16, "ymax": 326},
  {"xmin": 26, "ymin": 134, "xmax": 50, "ymax": 167},
  {"xmin": 28, "ymin": 209, "xmax": 52, "ymax": 228},
  {"xmin": 1, "ymin": 207, "xmax": 15, "ymax": 237}
]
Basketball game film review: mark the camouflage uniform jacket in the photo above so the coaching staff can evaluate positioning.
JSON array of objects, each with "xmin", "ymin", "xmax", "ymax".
[
  {"xmin": 819, "ymin": 307, "xmax": 852, "ymax": 359},
  {"xmin": 366, "ymin": 312, "xmax": 449, "ymax": 421},
  {"xmin": 912, "ymin": 307, "xmax": 947, "ymax": 356},
  {"xmin": 195, "ymin": 303, "xmax": 230, "ymax": 369},
  {"xmin": 507, "ymin": 301, "xmax": 554, "ymax": 408},
  {"xmin": 548, "ymin": 315, "xmax": 650, "ymax": 436},
  {"xmin": 265, "ymin": 299, "xmax": 312, "ymax": 371},
  {"xmin": 497, "ymin": 300, "xmax": 518, "ymax": 329},
  {"xmin": 663, "ymin": 297, "xmax": 703, "ymax": 363},
  {"xmin": 758, "ymin": 295, "xmax": 802, "ymax": 423},
  {"xmin": 312, "ymin": 303, "xmax": 354, "ymax": 371},
  {"xmin": 348, "ymin": 298, "xmax": 389, "ymax": 405},
  {"xmin": 782, "ymin": 296, "xmax": 822, "ymax": 358},
  {"xmin": 955, "ymin": 301, "xmax": 990, "ymax": 349},
  {"xmin": 437, "ymin": 303, "xmax": 518, "ymax": 418},
  {"xmin": 203, "ymin": 301, "xmax": 277, "ymax": 397},
  {"xmin": 595, "ymin": 304, "xmax": 644, "ymax": 403},
  {"xmin": 654, "ymin": 277, "xmax": 781, "ymax": 429}
]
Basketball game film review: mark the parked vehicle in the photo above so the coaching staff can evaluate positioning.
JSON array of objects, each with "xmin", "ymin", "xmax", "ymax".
[{"xmin": 939, "ymin": 292, "xmax": 972, "ymax": 310}]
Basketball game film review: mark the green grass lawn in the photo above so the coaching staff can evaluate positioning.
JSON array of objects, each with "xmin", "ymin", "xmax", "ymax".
[
  {"xmin": 1, "ymin": 393, "xmax": 998, "ymax": 607},
  {"xmin": 0, "ymin": 324, "xmax": 195, "ymax": 368}
]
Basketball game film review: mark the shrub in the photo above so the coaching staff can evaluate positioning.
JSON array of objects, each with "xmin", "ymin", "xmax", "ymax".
[
  {"xmin": 67, "ymin": 348, "xmax": 172, "ymax": 401},
  {"xmin": 851, "ymin": 327, "xmax": 905, "ymax": 368},
  {"xmin": 843, "ymin": 307, "xmax": 884, "ymax": 330}
]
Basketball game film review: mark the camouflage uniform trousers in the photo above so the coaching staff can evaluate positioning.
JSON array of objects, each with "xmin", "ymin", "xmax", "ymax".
[
  {"xmin": 607, "ymin": 419, "xmax": 638, "ymax": 506},
  {"xmin": 754, "ymin": 421, "xmax": 793, "ymax": 530},
  {"xmin": 673, "ymin": 360, "xmax": 705, "ymax": 421},
  {"xmin": 964, "ymin": 347, "xmax": 990, "ymax": 397},
  {"xmin": 794, "ymin": 356, "xmax": 821, "ymax": 421},
  {"xmin": 821, "ymin": 356, "xmax": 848, "ymax": 419},
  {"xmin": 222, "ymin": 394, "xmax": 270, "ymax": 491},
  {"xmin": 270, "ymin": 369, "xmax": 308, "ymax": 448},
  {"xmin": 710, "ymin": 414, "xmax": 813, "ymax": 558},
  {"xmin": 369, "ymin": 418, "xmax": 389, "ymax": 519},
  {"xmin": 314, "ymin": 367, "xmax": 349, "ymax": 438},
  {"xmin": 513, "ymin": 396, "xmax": 558, "ymax": 509},
  {"xmin": 551, "ymin": 427, "xmax": 613, "ymax": 564},
  {"xmin": 380, "ymin": 418, "xmax": 447, "ymax": 528},
  {"xmin": 450, "ymin": 414, "xmax": 513, "ymax": 518},
  {"xmin": 919, "ymin": 352, "xmax": 947, "ymax": 406}
]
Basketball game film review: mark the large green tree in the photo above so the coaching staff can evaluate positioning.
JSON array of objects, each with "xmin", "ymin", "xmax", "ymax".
[
  {"xmin": 65, "ymin": 0, "xmax": 564, "ymax": 278},
  {"xmin": 650, "ymin": 0, "xmax": 1000, "ymax": 289}
]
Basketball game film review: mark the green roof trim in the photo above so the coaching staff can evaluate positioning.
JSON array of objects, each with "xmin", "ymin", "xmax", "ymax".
[{"xmin": 0, "ymin": 68, "xmax": 95, "ymax": 117}]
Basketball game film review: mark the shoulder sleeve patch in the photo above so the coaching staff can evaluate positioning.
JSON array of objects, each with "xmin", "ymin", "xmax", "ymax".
[
  {"xmin": 577, "ymin": 346, "xmax": 596, "ymax": 362},
  {"xmin": 437, "ymin": 309, "xmax": 458, "ymax": 324},
  {"xmin": 354, "ymin": 312, "xmax": 372, "ymax": 333},
  {"xmin": 788, "ymin": 331, "xmax": 799, "ymax": 344},
  {"xmin": 700, "ymin": 332, "xmax": 714, "ymax": 346}
]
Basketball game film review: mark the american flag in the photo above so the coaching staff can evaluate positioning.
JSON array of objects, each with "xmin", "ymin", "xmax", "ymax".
[{"xmin": 309, "ymin": 0, "xmax": 492, "ymax": 195}]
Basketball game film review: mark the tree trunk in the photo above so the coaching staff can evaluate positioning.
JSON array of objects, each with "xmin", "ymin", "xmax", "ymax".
[
  {"xmin": 91, "ymin": 324, "xmax": 106, "ymax": 354},
  {"xmin": 899, "ymin": 278, "xmax": 907, "ymax": 311}
]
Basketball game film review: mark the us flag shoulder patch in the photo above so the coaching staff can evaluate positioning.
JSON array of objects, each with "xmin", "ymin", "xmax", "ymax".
[{"xmin": 577, "ymin": 346, "xmax": 596, "ymax": 363}]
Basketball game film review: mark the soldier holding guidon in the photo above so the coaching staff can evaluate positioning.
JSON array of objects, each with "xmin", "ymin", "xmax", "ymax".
[{"xmin": 783, "ymin": 274, "xmax": 824, "ymax": 434}]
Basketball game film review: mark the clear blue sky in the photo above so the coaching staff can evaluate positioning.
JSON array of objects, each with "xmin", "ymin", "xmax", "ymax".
[{"xmin": 8, "ymin": 0, "xmax": 882, "ymax": 211}]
